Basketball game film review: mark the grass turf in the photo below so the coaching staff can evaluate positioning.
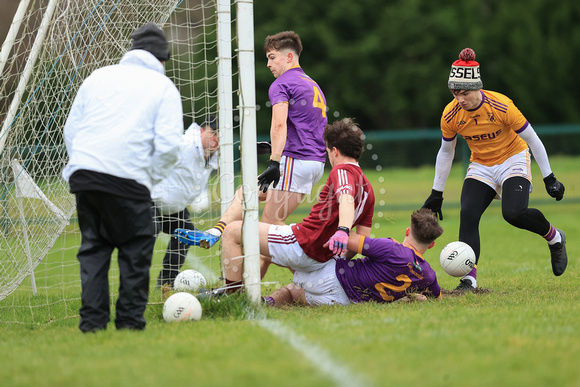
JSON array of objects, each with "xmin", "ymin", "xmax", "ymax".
[{"xmin": 0, "ymin": 155, "xmax": 578, "ymax": 386}]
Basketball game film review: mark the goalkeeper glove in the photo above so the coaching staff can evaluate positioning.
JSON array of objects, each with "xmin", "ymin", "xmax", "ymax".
[
  {"xmin": 256, "ymin": 141, "xmax": 272, "ymax": 155},
  {"xmin": 257, "ymin": 159, "xmax": 281, "ymax": 193},
  {"xmin": 422, "ymin": 189, "xmax": 444, "ymax": 220},
  {"xmin": 325, "ymin": 227, "xmax": 349, "ymax": 257},
  {"xmin": 543, "ymin": 173, "xmax": 565, "ymax": 201}
]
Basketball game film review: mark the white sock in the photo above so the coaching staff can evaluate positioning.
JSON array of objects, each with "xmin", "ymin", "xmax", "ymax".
[
  {"xmin": 547, "ymin": 232, "xmax": 561, "ymax": 245},
  {"xmin": 207, "ymin": 227, "xmax": 222, "ymax": 237},
  {"xmin": 462, "ymin": 275, "xmax": 477, "ymax": 288}
]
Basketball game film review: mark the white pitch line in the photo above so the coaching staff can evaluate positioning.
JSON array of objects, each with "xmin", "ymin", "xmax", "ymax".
[{"xmin": 256, "ymin": 319, "xmax": 369, "ymax": 387}]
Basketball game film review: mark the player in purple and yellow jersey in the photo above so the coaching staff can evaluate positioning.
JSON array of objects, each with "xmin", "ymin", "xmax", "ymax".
[
  {"xmin": 422, "ymin": 48, "xmax": 567, "ymax": 292},
  {"xmin": 263, "ymin": 208, "xmax": 444, "ymax": 307},
  {"xmin": 181, "ymin": 31, "xmax": 328, "ymax": 255},
  {"xmin": 257, "ymin": 31, "xmax": 328, "ymax": 224}
]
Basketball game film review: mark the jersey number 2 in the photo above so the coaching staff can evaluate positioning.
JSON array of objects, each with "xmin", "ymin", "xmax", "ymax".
[
  {"xmin": 375, "ymin": 275, "xmax": 411, "ymax": 302},
  {"xmin": 312, "ymin": 86, "xmax": 326, "ymax": 118}
]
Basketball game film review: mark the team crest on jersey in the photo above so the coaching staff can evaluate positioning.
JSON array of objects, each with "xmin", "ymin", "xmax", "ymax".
[{"xmin": 487, "ymin": 113, "xmax": 495, "ymax": 122}]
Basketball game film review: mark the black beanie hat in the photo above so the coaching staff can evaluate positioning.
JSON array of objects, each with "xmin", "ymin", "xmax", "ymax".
[{"xmin": 130, "ymin": 22, "xmax": 170, "ymax": 62}]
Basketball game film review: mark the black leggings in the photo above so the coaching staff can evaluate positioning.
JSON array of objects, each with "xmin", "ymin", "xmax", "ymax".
[{"xmin": 459, "ymin": 177, "xmax": 551, "ymax": 263}]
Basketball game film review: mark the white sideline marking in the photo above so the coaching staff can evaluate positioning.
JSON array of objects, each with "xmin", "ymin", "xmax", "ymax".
[{"xmin": 256, "ymin": 319, "xmax": 369, "ymax": 387}]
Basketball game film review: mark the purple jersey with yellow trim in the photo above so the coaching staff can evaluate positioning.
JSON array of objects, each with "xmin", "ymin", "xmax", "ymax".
[
  {"xmin": 335, "ymin": 237, "xmax": 441, "ymax": 303},
  {"xmin": 268, "ymin": 66, "xmax": 327, "ymax": 162},
  {"xmin": 441, "ymin": 90, "xmax": 529, "ymax": 166}
]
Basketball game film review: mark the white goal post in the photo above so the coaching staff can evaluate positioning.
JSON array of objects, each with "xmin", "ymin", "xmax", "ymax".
[{"xmin": 0, "ymin": 0, "xmax": 260, "ymax": 324}]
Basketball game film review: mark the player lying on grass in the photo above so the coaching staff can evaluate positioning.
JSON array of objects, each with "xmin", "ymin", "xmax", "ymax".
[
  {"xmin": 176, "ymin": 117, "xmax": 375, "ymax": 293},
  {"xmin": 263, "ymin": 208, "xmax": 444, "ymax": 307}
]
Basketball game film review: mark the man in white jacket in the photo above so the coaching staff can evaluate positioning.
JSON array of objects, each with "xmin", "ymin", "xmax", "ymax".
[
  {"xmin": 62, "ymin": 22, "xmax": 182, "ymax": 332},
  {"xmin": 152, "ymin": 115, "xmax": 218, "ymax": 287}
]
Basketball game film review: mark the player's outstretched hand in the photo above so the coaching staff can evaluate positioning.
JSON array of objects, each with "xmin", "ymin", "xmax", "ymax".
[
  {"xmin": 324, "ymin": 227, "xmax": 349, "ymax": 257},
  {"xmin": 257, "ymin": 160, "xmax": 280, "ymax": 193},
  {"xmin": 543, "ymin": 173, "xmax": 565, "ymax": 201},
  {"xmin": 422, "ymin": 189, "xmax": 444, "ymax": 220}
]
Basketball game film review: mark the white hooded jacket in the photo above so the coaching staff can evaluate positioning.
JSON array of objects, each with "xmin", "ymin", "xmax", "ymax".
[
  {"xmin": 151, "ymin": 123, "xmax": 218, "ymax": 215},
  {"xmin": 62, "ymin": 49, "xmax": 183, "ymax": 192}
]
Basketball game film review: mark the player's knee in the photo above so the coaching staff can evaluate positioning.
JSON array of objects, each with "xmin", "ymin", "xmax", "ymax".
[
  {"xmin": 460, "ymin": 206, "xmax": 482, "ymax": 225},
  {"xmin": 502, "ymin": 207, "xmax": 526, "ymax": 227},
  {"xmin": 222, "ymin": 221, "xmax": 243, "ymax": 244}
]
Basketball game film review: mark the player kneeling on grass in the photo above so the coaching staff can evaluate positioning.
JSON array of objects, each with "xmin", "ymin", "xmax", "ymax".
[{"xmin": 264, "ymin": 208, "xmax": 444, "ymax": 307}]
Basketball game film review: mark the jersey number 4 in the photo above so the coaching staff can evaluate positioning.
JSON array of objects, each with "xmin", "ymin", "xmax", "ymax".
[{"xmin": 312, "ymin": 86, "xmax": 326, "ymax": 118}]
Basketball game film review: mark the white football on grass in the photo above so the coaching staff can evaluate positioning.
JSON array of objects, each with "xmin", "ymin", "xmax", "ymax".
[
  {"xmin": 173, "ymin": 269, "xmax": 207, "ymax": 291},
  {"xmin": 439, "ymin": 241, "xmax": 476, "ymax": 277},
  {"xmin": 162, "ymin": 292, "xmax": 202, "ymax": 322}
]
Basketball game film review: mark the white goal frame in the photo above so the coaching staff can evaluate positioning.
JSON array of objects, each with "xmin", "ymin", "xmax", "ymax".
[{"xmin": 0, "ymin": 0, "xmax": 260, "ymax": 324}]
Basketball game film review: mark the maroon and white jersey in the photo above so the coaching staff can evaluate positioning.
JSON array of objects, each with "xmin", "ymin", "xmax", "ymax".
[{"xmin": 292, "ymin": 162, "xmax": 374, "ymax": 262}]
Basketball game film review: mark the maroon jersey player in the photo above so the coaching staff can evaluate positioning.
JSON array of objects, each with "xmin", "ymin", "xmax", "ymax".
[{"xmin": 265, "ymin": 208, "xmax": 444, "ymax": 307}]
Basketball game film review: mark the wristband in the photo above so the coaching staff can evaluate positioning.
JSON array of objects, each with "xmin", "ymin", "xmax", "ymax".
[{"xmin": 337, "ymin": 226, "xmax": 350, "ymax": 236}]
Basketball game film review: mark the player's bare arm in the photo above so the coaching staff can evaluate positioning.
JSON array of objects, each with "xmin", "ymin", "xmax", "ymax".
[{"xmin": 269, "ymin": 102, "xmax": 288, "ymax": 160}]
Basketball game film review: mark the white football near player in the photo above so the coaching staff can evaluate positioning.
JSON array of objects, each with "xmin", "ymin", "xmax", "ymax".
[
  {"xmin": 162, "ymin": 292, "xmax": 202, "ymax": 322},
  {"xmin": 173, "ymin": 269, "xmax": 207, "ymax": 292},
  {"xmin": 439, "ymin": 241, "xmax": 476, "ymax": 277}
]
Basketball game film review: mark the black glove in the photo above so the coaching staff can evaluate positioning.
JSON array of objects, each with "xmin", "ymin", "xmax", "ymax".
[
  {"xmin": 256, "ymin": 141, "xmax": 272, "ymax": 155},
  {"xmin": 422, "ymin": 189, "xmax": 444, "ymax": 220},
  {"xmin": 543, "ymin": 173, "xmax": 565, "ymax": 201},
  {"xmin": 257, "ymin": 159, "xmax": 280, "ymax": 193}
]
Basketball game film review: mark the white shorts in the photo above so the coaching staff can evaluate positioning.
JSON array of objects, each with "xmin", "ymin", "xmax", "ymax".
[
  {"xmin": 268, "ymin": 224, "xmax": 327, "ymax": 272},
  {"xmin": 271, "ymin": 156, "xmax": 325, "ymax": 195},
  {"xmin": 465, "ymin": 149, "xmax": 532, "ymax": 199},
  {"xmin": 293, "ymin": 260, "xmax": 351, "ymax": 306}
]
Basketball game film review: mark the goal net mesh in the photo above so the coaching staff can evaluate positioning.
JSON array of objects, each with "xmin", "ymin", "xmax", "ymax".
[{"xmin": 0, "ymin": 0, "xmax": 240, "ymax": 325}]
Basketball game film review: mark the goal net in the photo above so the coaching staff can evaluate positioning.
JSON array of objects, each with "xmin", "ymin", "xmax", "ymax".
[{"xmin": 0, "ymin": 0, "xmax": 259, "ymax": 325}]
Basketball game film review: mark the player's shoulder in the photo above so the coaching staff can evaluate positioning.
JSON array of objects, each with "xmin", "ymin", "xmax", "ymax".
[
  {"xmin": 441, "ymin": 98, "xmax": 462, "ymax": 125},
  {"xmin": 481, "ymin": 89, "xmax": 516, "ymax": 108},
  {"xmin": 329, "ymin": 163, "xmax": 363, "ymax": 179}
]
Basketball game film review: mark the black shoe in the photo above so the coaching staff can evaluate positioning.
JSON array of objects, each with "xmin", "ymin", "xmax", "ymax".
[
  {"xmin": 549, "ymin": 229, "xmax": 567, "ymax": 276},
  {"xmin": 454, "ymin": 278, "xmax": 475, "ymax": 293}
]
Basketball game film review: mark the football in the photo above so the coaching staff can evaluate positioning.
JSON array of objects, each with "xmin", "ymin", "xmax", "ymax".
[
  {"xmin": 439, "ymin": 241, "xmax": 476, "ymax": 277},
  {"xmin": 173, "ymin": 269, "xmax": 207, "ymax": 291},
  {"xmin": 162, "ymin": 292, "xmax": 202, "ymax": 322}
]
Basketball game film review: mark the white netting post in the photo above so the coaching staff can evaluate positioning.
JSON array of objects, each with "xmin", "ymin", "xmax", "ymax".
[
  {"xmin": 0, "ymin": 0, "xmax": 32, "ymax": 77},
  {"xmin": 236, "ymin": 0, "xmax": 260, "ymax": 303},
  {"xmin": 0, "ymin": 0, "xmax": 58, "ymax": 154},
  {"xmin": 217, "ymin": 0, "xmax": 235, "ymax": 212}
]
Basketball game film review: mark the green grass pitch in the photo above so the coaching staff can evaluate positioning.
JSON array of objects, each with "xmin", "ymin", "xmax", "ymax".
[{"xmin": 0, "ymin": 155, "xmax": 579, "ymax": 386}]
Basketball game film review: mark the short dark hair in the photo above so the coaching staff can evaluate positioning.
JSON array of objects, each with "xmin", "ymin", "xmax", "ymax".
[
  {"xmin": 410, "ymin": 208, "xmax": 444, "ymax": 244},
  {"xmin": 201, "ymin": 114, "xmax": 217, "ymax": 131},
  {"xmin": 264, "ymin": 31, "xmax": 303, "ymax": 56},
  {"xmin": 323, "ymin": 118, "xmax": 365, "ymax": 160}
]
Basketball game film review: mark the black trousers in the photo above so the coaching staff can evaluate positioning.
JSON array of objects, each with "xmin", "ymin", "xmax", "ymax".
[
  {"xmin": 154, "ymin": 208, "xmax": 195, "ymax": 287},
  {"xmin": 459, "ymin": 176, "xmax": 551, "ymax": 263},
  {"xmin": 75, "ymin": 191, "xmax": 155, "ymax": 332}
]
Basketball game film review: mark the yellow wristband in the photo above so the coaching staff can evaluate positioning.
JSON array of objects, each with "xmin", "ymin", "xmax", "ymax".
[{"xmin": 357, "ymin": 235, "xmax": 365, "ymax": 254}]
